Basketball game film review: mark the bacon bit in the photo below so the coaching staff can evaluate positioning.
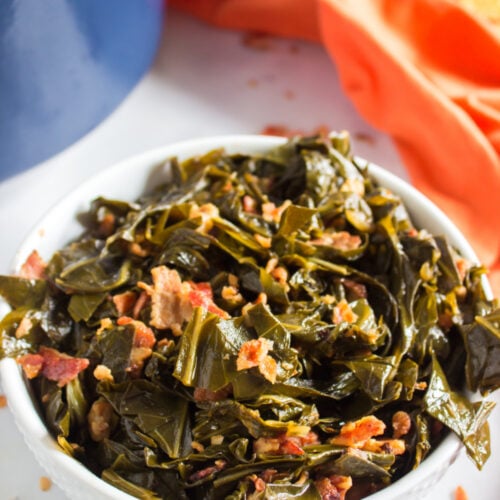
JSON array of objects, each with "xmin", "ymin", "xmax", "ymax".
[
  {"xmin": 17, "ymin": 347, "xmax": 89, "ymax": 387},
  {"xmin": 117, "ymin": 316, "xmax": 156, "ymax": 349},
  {"xmin": 112, "ymin": 291, "xmax": 137, "ymax": 316},
  {"xmin": 362, "ymin": 438, "xmax": 406, "ymax": 455},
  {"xmin": 314, "ymin": 475, "xmax": 352, "ymax": 500},
  {"xmin": 342, "ymin": 279, "xmax": 367, "ymax": 299},
  {"xmin": 455, "ymin": 256, "xmax": 470, "ymax": 282},
  {"xmin": 39, "ymin": 476, "xmax": 52, "ymax": 492},
  {"xmin": 254, "ymin": 233, "xmax": 272, "ymax": 248},
  {"xmin": 260, "ymin": 468, "xmax": 278, "ymax": 483},
  {"xmin": 93, "ymin": 364, "xmax": 114, "ymax": 383},
  {"xmin": 407, "ymin": 227, "xmax": 419, "ymax": 237},
  {"xmin": 17, "ymin": 353, "xmax": 44, "ymax": 379},
  {"xmin": 237, "ymin": 338, "xmax": 277, "ymax": 383},
  {"xmin": 87, "ymin": 398, "xmax": 114, "ymax": 442},
  {"xmin": 237, "ymin": 338, "xmax": 273, "ymax": 370},
  {"xmin": 191, "ymin": 440, "xmax": 205, "ymax": 452},
  {"xmin": 132, "ymin": 290, "xmax": 149, "ymax": 319},
  {"xmin": 311, "ymin": 231, "xmax": 362, "ymax": 251},
  {"xmin": 139, "ymin": 266, "xmax": 229, "ymax": 336},
  {"xmin": 188, "ymin": 460, "xmax": 227, "ymax": 483},
  {"xmin": 262, "ymin": 200, "xmax": 291, "ymax": 224},
  {"xmin": 250, "ymin": 474, "xmax": 267, "ymax": 492},
  {"xmin": 18, "ymin": 250, "xmax": 46, "ymax": 279},
  {"xmin": 414, "ymin": 381, "xmax": 428, "ymax": 391},
  {"xmin": 243, "ymin": 195, "xmax": 258, "ymax": 213},
  {"xmin": 259, "ymin": 354, "xmax": 278, "ymax": 383},
  {"xmin": 97, "ymin": 212, "xmax": 116, "ymax": 237},
  {"xmin": 15, "ymin": 316, "xmax": 33, "ymax": 339},
  {"xmin": 265, "ymin": 257, "xmax": 279, "ymax": 273},
  {"xmin": 188, "ymin": 282, "xmax": 230, "ymax": 318},
  {"xmin": 189, "ymin": 202, "xmax": 219, "ymax": 233},
  {"xmin": 221, "ymin": 285, "xmax": 244, "ymax": 304},
  {"xmin": 242, "ymin": 31, "xmax": 273, "ymax": 51},
  {"xmin": 270, "ymin": 265, "xmax": 289, "ymax": 291},
  {"xmin": 333, "ymin": 299, "xmax": 358, "ymax": 325},
  {"xmin": 330, "ymin": 416, "xmax": 386, "ymax": 448},
  {"xmin": 96, "ymin": 317, "xmax": 113, "ymax": 336},
  {"xmin": 254, "ymin": 432, "xmax": 318, "ymax": 457},
  {"xmin": 138, "ymin": 267, "xmax": 192, "ymax": 335},
  {"xmin": 455, "ymin": 485, "xmax": 468, "ymax": 500},
  {"xmin": 211, "ymin": 434, "xmax": 224, "ymax": 446},
  {"xmin": 0, "ymin": 395, "xmax": 7, "ymax": 408},
  {"xmin": 392, "ymin": 411, "xmax": 411, "ymax": 438},
  {"xmin": 193, "ymin": 385, "xmax": 232, "ymax": 402},
  {"xmin": 118, "ymin": 316, "xmax": 156, "ymax": 373},
  {"xmin": 128, "ymin": 242, "xmax": 149, "ymax": 257}
]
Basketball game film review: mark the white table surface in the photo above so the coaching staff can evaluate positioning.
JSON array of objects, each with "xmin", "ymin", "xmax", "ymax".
[{"xmin": 0, "ymin": 7, "xmax": 498, "ymax": 500}]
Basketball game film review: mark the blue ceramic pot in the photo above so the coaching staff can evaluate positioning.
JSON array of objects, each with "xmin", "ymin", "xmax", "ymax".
[{"xmin": 0, "ymin": 0, "xmax": 164, "ymax": 180}]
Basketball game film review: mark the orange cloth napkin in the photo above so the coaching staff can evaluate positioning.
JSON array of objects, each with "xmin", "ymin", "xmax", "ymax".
[{"xmin": 172, "ymin": 0, "xmax": 500, "ymax": 295}]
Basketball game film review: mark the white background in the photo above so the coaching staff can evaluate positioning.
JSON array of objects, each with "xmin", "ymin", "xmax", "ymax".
[{"xmin": 0, "ymin": 8, "xmax": 498, "ymax": 500}]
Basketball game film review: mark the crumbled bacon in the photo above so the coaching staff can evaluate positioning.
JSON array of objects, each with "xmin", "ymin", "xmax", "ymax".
[
  {"xmin": 311, "ymin": 231, "xmax": 362, "ymax": 251},
  {"xmin": 254, "ymin": 432, "xmax": 319, "ymax": 456},
  {"xmin": 342, "ymin": 279, "xmax": 367, "ymax": 299},
  {"xmin": 132, "ymin": 290, "xmax": 149, "ymax": 319},
  {"xmin": 112, "ymin": 291, "xmax": 137, "ymax": 316},
  {"xmin": 128, "ymin": 242, "xmax": 149, "ymax": 257},
  {"xmin": 87, "ymin": 398, "xmax": 114, "ymax": 442},
  {"xmin": 15, "ymin": 316, "xmax": 33, "ymax": 339},
  {"xmin": 18, "ymin": 250, "xmax": 46, "ymax": 279},
  {"xmin": 17, "ymin": 347, "xmax": 89, "ymax": 387},
  {"xmin": 138, "ymin": 266, "xmax": 228, "ymax": 336},
  {"xmin": 454, "ymin": 256, "xmax": 470, "ymax": 282},
  {"xmin": 93, "ymin": 364, "xmax": 114, "ymax": 382},
  {"xmin": 254, "ymin": 233, "xmax": 272, "ymax": 248},
  {"xmin": 332, "ymin": 299, "xmax": 358, "ymax": 325},
  {"xmin": 314, "ymin": 475, "xmax": 352, "ymax": 500},
  {"xmin": 97, "ymin": 212, "xmax": 116, "ymax": 237},
  {"xmin": 243, "ymin": 195, "xmax": 257, "ymax": 213},
  {"xmin": 117, "ymin": 316, "xmax": 156, "ymax": 373},
  {"xmin": 117, "ymin": 316, "xmax": 156, "ymax": 349},
  {"xmin": 392, "ymin": 411, "xmax": 411, "ymax": 438},
  {"xmin": 330, "ymin": 416, "xmax": 385, "ymax": 448},
  {"xmin": 189, "ymin": 202, "xmax": 219, "ymax": 233},
  {"xmin": 188, "ymin": 460, "xmax": 227, "ymax": 483},
  {"xmin": 236, "ymin": 338, "xmax": 277, "ymax": 382},
  {"xmin": 362, "ymin": 438, "xmax": 406, "ymax": 455},
  {"xmin": 262, "ymin": 200, "xmax": 291, "ymax": 223},
  {"xmin": 187, "ymin": 282, "xmax": 229, "ymax": 318}
]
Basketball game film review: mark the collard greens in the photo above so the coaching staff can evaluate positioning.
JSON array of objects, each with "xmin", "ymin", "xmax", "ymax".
[{"xmin": 1, "ymin": 132, "xmax": 499, "ymax": 499}]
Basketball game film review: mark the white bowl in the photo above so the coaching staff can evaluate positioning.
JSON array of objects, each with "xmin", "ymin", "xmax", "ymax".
[{"xmin": 0, "ymin": 135, "xmax": 479, "ymax": 499}]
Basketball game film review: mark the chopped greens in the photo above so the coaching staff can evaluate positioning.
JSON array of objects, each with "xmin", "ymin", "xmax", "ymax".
[{"xmin": 1, "ymin": 132, "xmax": 499, "ymax": 499}]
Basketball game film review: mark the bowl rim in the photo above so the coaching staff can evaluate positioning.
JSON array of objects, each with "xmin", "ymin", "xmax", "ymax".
[{"xmin": 0, "ymin": 134, "xmax": 478, "ymax": 499}]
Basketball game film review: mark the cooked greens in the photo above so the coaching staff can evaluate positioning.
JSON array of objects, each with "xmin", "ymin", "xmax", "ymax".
[{"xmin": 1, "ymin": 132, "xmax": 499, "ymax": 499}]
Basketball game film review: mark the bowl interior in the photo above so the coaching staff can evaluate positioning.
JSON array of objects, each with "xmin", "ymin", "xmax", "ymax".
[{"xmin": 0, "ymin": 135, "xmax": 475, "ymax": 499}]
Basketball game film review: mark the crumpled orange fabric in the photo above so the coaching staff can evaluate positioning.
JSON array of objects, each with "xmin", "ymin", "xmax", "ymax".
[{"xmin": 171, "ymin": 0, "xmax": 500, "ymax": 295}]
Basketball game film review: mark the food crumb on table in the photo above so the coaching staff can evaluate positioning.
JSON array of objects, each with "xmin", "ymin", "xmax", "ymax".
[
  {"xmin": 39, "ymin": 476, "xmax": 52, "ymax": 492},
  {"xmin": 0, "ymin": 394, "xmax": 7, "ymax": 408},
  {"xmin": 455, "ymin": 485, "xmax": 468, "ymax": 500}
]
